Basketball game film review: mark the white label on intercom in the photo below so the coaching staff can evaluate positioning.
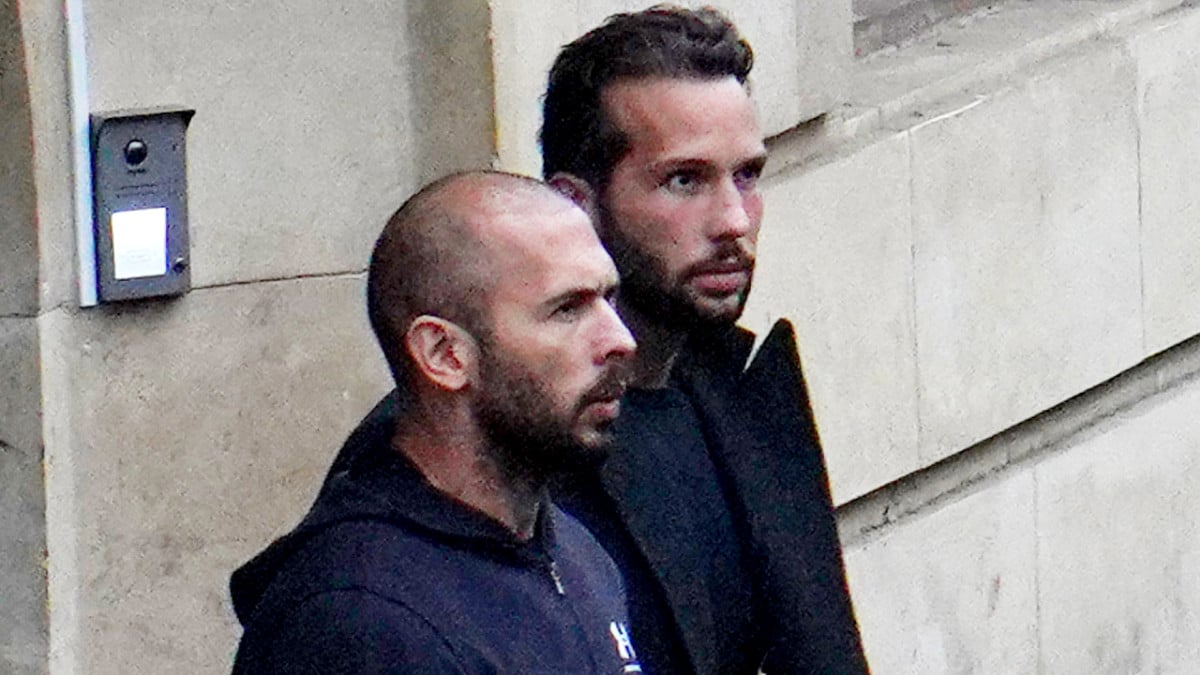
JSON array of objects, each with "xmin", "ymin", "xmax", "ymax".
[{"xmin": 111, "ymin": 207, "xmax": 168, "ymax": 279}]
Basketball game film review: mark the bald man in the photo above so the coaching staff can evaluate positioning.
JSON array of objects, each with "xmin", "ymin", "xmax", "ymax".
[{"xmin": 229, "ymin": 172, "xmax": 642, "ymax": 674}]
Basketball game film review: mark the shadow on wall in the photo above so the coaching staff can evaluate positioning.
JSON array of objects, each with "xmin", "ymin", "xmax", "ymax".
[
  {"xmin": 0, "ymin": 0, "xmax": 40, "ymax": 317},
  {"xmin": 854, "ymin": 0, "xmax": 1001, "ymax": 55},
  {"xmin": 403, "ymin": 0, "xmax": 497, "ymax": 184}
]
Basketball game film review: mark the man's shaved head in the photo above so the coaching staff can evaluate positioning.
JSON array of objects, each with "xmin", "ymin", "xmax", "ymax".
[{"xmin": 366, "ymin": 171, "xmax": 576, "ymax": 390}]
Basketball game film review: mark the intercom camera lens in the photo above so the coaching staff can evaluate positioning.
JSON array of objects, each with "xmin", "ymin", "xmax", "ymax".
[{"xmin": 124, "ymin": 139, "xmax": 148, "ymax": 166}]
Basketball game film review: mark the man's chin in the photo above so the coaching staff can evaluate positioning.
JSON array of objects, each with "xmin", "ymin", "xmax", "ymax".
[
  {"xmin": 686, "ymin": 292, "xmax": 748, "ymax": 326},
  {"xmin": 571, "ymin": 426, "xmax": 617, "ymax": 463}
]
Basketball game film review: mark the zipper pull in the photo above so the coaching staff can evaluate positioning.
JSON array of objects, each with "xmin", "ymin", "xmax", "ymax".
[{"xmin": 548, "ymin": 560, "xmax": 565, "ymax": 595}]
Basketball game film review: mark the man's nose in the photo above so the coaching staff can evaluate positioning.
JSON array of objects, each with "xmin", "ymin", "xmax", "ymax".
[
  {"xmin": 596, "ymin": 300, "xmax": 637, "ymax": 363},
  {"xmin": 710, "ymin": 177, "xmax": 754, "ymax": 241}
]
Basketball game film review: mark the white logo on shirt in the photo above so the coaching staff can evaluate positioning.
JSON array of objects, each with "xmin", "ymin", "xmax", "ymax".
[{"xmin": 608, "ymin": 621, "xmax": 642, "ymax": 672}]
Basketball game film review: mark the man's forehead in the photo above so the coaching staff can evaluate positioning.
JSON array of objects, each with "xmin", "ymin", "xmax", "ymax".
[
  {"xmin": 600, "ymin": 76, "xmax": 763, "ymax": 155},
  {"xmin": 486, "ymin": 206, "xmax": 613, "ymax": 292},
  {"xmin": 603, "ymin": 75, "xmax": 752, "ymax": 117}
]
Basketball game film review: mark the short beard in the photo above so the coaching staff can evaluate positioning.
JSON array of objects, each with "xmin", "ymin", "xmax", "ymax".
[
  {"xmin": 597, "ymin": 201, "xmax": 752, "ymax": 333},
  {"xmin": 471, "ymin": 341, "xmax": 619, "ymax": 485}
]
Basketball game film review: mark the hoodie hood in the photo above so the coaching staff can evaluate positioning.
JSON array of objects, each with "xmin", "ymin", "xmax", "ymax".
[{"xmin": 230, "ymin": 441, "xmax": 556, "ymax": 626}]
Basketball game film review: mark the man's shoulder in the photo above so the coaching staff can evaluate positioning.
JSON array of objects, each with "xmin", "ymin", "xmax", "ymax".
[
  {"xmin": 240, "ymin": 519, "xmax": 434, "ymax": 623},
  {"xmin": 234, "ymin": 585, "xmax": 471, "ymax": 674}
]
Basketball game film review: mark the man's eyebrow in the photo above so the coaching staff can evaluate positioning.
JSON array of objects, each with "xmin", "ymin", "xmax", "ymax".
[
  {"xmin": 648, "ymin": 153, "xmax": 769, "ymax": 175},
  {"xmin": 542, "ymin": 277, "xmax": 620, "ymax": 309},
  {"xmin": 648, "ymin": 158, "xmax": 717, "ymax": 175}
]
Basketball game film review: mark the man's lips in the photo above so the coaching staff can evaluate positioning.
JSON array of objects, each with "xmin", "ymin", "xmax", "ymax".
[
  {"xmin": 585, "ymin": 398, "xmax": 622, "ymax": 420},
  {"xmin": 689, "ymin": 263, "xmax": 752, "ymax": 295},
  {"xmin": 581, "ymin": 378, "xmax": 628, "ymax": 419}
]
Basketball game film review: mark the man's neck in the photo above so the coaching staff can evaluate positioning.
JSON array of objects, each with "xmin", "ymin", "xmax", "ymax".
[
  {"xmin": 394, "ymin": 407, "xmax": 544, "ymax": 540},
  {"xmin": 619, "ymin": 301, "xmax": 688, "ymax": 389}
]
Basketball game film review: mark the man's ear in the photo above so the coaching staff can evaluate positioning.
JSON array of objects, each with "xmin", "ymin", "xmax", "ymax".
[
  {"xmin": 403, "ymin": 315, "xmax": 478, "ymax": 392},
  {"xmin": 548, "ymin": 172, "xmax": 598, "ymax": 223}
]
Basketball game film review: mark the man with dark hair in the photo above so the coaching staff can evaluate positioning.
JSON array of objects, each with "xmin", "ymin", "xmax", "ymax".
[
  {"xmin": 540, "ymin": 7, "xmax": 870, "ymax": 674},
  {"xmin": 230, "ymin": 171, "xmax": 642, "ymax": 674}
]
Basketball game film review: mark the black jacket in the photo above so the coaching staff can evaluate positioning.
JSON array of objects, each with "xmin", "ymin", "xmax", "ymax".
[
  {"xmin": 676, "ymin": 321, "xmax": 868, "ymax": 674},
  {"xmin": 324, "ymin": 320, "xmax": 868, "ymax": 674},
  {"xmin": 231, "ymin": 449, "xmax": 641, "ymax": 674}
]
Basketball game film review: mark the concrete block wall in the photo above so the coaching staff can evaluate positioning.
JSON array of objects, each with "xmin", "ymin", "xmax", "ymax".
[
  {"xmin": 4, "ymin": 0, "xmax": 1200, "ymax": 673},
  {"xmin": 0, "ymin": 318, "xmax": 47, "ymax": 675},
  {"xmin": 2, "ymin": 0, "xmax": 51, "ymax": 672},
  {"xmin": 744, "ymin": 0, "xmax": 1200, "ymax": 503},
  {"xmin": 841, "ymin": 357, "xmax": 1200, "ymax": 674},
  {"xmin": 42, "ymin": 280, "xmax": 391, "ymax": 674},
  {"xmin": 745, "ymin": 2, "xmax": 1200, "ymax": 671},
  {"xmin": 1134, "ymin": 10, "xmax": 1200, "ymax": 354}
]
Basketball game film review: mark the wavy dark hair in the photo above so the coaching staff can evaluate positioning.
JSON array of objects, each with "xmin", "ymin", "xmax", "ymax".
[{"xmin": 539, "ymin": 5, "xmax": 753, "ymax": 189}]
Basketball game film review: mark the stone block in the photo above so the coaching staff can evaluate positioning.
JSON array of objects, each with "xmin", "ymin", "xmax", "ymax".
[
  {"xmin": 404, "ymin": 0, "xmax": 496, "ymax": 184},
  {"xmin": 13, "ymin": 0, "xmax": 74, "ymax": 311},
  {"xmin": 39, "ymin": 276, "xmax": 391, "ymax": 674},
  {"xmin": 0, "ymin": 3, "xmax": 38, "ymax": 317},
  {"xmin": 909, "ymin": 44, "xmax": 1143, "ymax": 463},
  {"xmin": 1036, "ymin": 376, "xmax": 1200, "ymax": 673},
  {"xmin": 843, "ymin": 471, "xmax": 1038, "ymax": 674},
  {"xmin": 85, "ymin": 2, "xmax": 426, "ymax": 287},
  {"xmin": 743, "ymin": 132, "xmax": 919, "ymax": 504},
  {"xmin": 0, "ymin": 318, "xmax": 48, "ymax": 674},
  {"xmin": 490, "ymin": 0, "xmax": 580, "ymax": 175},
  {"xmin": 1130, "ymin": 7, "xmax": 1200, "ymax": 355},
  {"xmin": 0, "ymin": 317, "xmax": 41, "ymax": 461}
]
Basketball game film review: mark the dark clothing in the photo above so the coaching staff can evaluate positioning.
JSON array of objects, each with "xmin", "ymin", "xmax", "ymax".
[
  {"xmin": 231, "ymin": 449, "xmax": 641, "ymax": 674},
  {"xmin": 325, "ymin": 320, "xmax": 868, "ymax": 674},
  {"xmin": 674, "ymin": 322, "xmax": 869, "ymax": 675},
  {"xmin": 554, "ymin": 387, "xmax": 760, "ymax": 675}
]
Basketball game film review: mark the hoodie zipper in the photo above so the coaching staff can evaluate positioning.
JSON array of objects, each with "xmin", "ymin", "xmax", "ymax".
[{"xmin": 547, "ymin": 559, "xmax": 565, "ymax": 595}]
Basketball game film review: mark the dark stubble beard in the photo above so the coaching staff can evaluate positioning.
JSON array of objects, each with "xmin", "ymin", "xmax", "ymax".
[
  {"xmin": 597, "ymin": 201, "xmax": 753, "ymax": 332},
  {"xmin": 471, "ymin": 339, "xmax": 625, "ymax": 484}
]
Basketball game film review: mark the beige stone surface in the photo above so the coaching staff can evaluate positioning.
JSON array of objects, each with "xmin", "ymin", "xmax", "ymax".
[
  {"xmin": 84, "ymin": 1, "xmax": 428, "ymax": 287},
  {"xmin": 844, "ymin": 471, "xmax": 1038, "ymax": 674},
  {"xmin": 40, "ymin": 276, "xmax": 391, "ymax": 674},
  {"xmin": 743, "ymin": 133, "xmax": 919, "ymax": 504},
  {"xmin": 490, "ymin": 0, "xmax": 580, "ymax": 175},
  {"xmin": 0, "ymin": 1, "xmax": 38, "ymax": 317},
  {"xmin": 0, "ymin": 318, "xmax": 48, "ymax": 674},
  {"xmin": 910, "ymin": 44, "xmax": 1143, "ymax": 464},
  {"xmin": 40, "ymin": 307, "xmax": 83, "ymax": 675},
  {"xmin": 794, "ymin": 0, "xmax": 852, "ymax": 126},
  {"xmin": 850, "ymin": 0, "xmax": 1185, "ymax": 129},
  {"xmin": 17, "ymin": 0, "xmax": 75, "ymax": 311},
  {"xmin": 1036, "ymin": 375, "xmax": 1200, "ymax": 673},
  {"xmin": 1131, "ymin": 8, "xmax": 1200, "ymax": 355},
  {"xmin": 403, "ymin": 0, "xmax": 496, "ymax": 185}
]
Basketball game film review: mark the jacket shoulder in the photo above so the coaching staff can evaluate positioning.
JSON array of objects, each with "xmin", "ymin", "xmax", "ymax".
[{"xmin": 234, "ymin": 587, "xmax": 472, "ymax": 674}]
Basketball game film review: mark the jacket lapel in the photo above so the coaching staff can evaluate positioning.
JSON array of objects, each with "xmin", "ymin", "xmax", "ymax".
[{"xmin": 599, "ymin": 402, "xmax": 722, "ymax": 675}]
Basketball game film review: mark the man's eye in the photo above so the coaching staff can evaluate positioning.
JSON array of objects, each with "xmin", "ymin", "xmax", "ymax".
[
  {"xmin": 664, "ymin": 172, "xmax": 700, "ymax": 194},
  {"xmin": 553, "ymin": 300, "xmax": 585, "ymax": 319},
  {"xmin": 734, "ymin": 166, "xmax": 762, "ymax": 191}
]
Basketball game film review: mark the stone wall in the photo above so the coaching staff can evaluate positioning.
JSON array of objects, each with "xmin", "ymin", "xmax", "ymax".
[
  {"xmin": 746, "ymin": 2, "xmax": 1200, "ymax": 670},
  {"xmin": 1, "ymin": 0, "xmax": 48, "ymax": 671},
  {"xmin": 4, "ymin": 0, "xmax": 1200, "ymax": 672}
]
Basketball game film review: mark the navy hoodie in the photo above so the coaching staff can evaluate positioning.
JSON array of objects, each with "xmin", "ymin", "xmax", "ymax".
[{"xmin": 230, "ymin": 447, "xmax": 642, "ymax": 674}]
